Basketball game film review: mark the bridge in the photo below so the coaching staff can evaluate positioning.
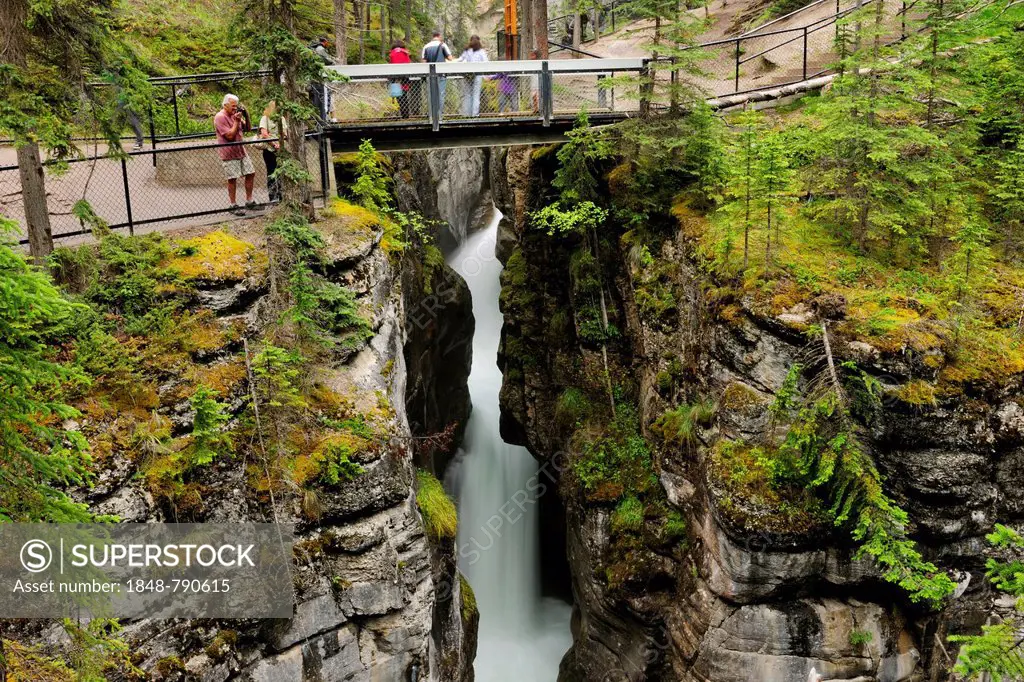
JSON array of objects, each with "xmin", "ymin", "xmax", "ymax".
[
  {"xmin": 322, "ymin": 58, "xmax": 647, "ymax": 151},
  {"xmin": 1, "ymin": 0, "xmax": 911, "ymax": 244}
]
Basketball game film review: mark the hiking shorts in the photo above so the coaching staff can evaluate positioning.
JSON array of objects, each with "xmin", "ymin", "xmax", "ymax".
[{"xmin": 222, "ymin": 155, "xmax": 255, "ymax": 180}]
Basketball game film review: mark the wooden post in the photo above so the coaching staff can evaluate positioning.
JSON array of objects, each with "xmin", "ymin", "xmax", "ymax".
[{"xmin": 334, "ymin": 0, "xmax": 348, "ymax": 64}]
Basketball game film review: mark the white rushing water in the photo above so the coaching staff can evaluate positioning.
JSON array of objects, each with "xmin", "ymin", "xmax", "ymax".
[{"xmin": 445, "ymin": 212, "xmax": 573, "ymax": 681}]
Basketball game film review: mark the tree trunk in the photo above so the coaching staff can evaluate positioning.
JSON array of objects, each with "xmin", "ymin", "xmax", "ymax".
[
  {"xmin": 573, "ymin": 11, "xmax": 582, "ymax": 57},
  {"xmin": 278, "ymin": 0, "xmax": 315, "ymax": 219},
  {"xmin": 357, "ymin": 0, "xmax": 366, "ymax": 63},
  {"xmin": 534, "ymin": 0, "xmax": 549, "ymax": 57},
  {"xmin": 405, "ymin": 0, "xmax": 412, "ymax": 42},
  {"xmin": 334, "ymin": 0, "xmax": 348, "ymax": 63},
  {"xmin": 17, "ymin": 144, "xmax": 54, "ymax": 264},
  {"xmin": 2, "ymin": 0, "xmax": 54, "ymax": 264},
  {"xmin": 521, "ymin": 0, "xmax": 534, "ymax": 55}
]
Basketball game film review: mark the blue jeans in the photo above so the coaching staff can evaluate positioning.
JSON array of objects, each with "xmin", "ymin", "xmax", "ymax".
[{"xmin": 461, "ymin": 76, "xmax": 482, "ymax": 117}]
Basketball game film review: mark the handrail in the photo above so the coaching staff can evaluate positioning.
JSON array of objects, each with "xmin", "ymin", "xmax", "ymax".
[
  {"xmin": 547, "ymin": 40, "xmax": 604, "ymax": 58},
  {"xmin": 740, "ymin": 0, "xmax": 833, "ymax": 36}
]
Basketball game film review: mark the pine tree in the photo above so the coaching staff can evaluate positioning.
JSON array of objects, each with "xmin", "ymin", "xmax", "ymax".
[
  {"xmin": 0, "ymin": 218, "xmax": 94, "ymax": 522},
  {"xmin": 725, "ymin": 109, "xmax": 760, "ymax": 270},
  {"xmin": 0, "ymin": 0, "xmax": 150, "ymax": 263},
  {"xmin": 755, "ymin": 130, "xmax": 794, "ymax": 267},
  {"xmin": 237, "ymin": 0, "xmax": 329, "ymax": 217}
]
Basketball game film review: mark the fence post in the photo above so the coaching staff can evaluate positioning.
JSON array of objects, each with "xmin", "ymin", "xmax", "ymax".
[
  {"xmin": 148, "ymin": 103, "xmax": 157, "ymax": 167},
  {"xmin": 802, "ymin": 27, "xmax": 808, "ymax": 80},
  {"xmin": 319, "ymin": 132, "xmax": 330, "ymax": 206},
  {"xmin": 540, "ymin": 61, "xmax": 553, "ymax": 127},
  {"xmin": 170, "ymin": 84, "xmax": 180, "ymax": 137},
  {"xmin": 121, "ymin": 157, "xmax": 134, "ymax": 236},
  {"xmin": 734, "ymin": 39, "xmax": 741, "ymax": 93},
  {"xmin": 428, "ymin": 64, "xmax": 441, "ymax": 132}
]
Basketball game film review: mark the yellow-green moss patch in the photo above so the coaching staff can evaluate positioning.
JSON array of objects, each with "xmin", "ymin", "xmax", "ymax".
[{"xmin": 166, "ymin": 230, "xmax": 263, "ymax": 282}]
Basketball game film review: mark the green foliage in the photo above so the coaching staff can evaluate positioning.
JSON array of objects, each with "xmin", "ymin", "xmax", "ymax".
[
  {"xmin": 0, "ymin": 0, "xmax": 151, "ymax": 164},
  {"xmin": 553, "ymin": 111, "xmax": 613, "ymax": 204},
  {"xmin": 317, "ymin": 439, "xmax": 365, "ymax": 485},
  {"xmin": 574, "ymin": 402, "xmax": 655, "ymax": 498},
  {"xmin": 252, "ymin": 344, "xmax": 306, "ymax": 411},
  {"xmin": 611, "ymin": 496, "xmax": 645, "ymax": 534},
  {"xmin": 267, "ymin": 216, "xmax": 373, "ymax": 347},
  {"xmin": 663, "ymin": 510, "xmax": 688, "ymax": 541},
  {"xmin": 768, "ymin": 362, "xmax": 956, "ymax": 608},
  {"xmin": 950, "ymin": 524, "xmax": 1024, "ymax": 679},
  {"xmin": 555, "ymin": 387, "xmax": 591, "ymax": 427},
  {"xmin": 416, "ymin": 470, "xmax": 458, "ymax": 540},
  {"xmin": 654, "ymin": 399, "xmax": 716, "ymax": 446},
  {"xmin": 351, "ymin": 139, "xmax": 393, "ymax": 214},
  {"xmin": 531, "ymin": 201, "xmax": 608, "ymax": 238},
  {"xmin": 0, "ymin": 221, "xmax": 94, "ymax": 522},
  {"xmin": 189, "ymin": 385, "xmax": 232, "ymax": 466},
  {"xmin": 849, "ymin": 629, "xmax": 873, "ymax": 647}
]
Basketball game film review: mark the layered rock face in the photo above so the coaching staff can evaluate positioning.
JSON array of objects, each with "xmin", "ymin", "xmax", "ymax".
[
  {"xmin": 43, "ymin": 209, "xmax": 476, "ymax": 680},
  {"xmin": 392, "ymin": 149, "xmax": 494, "ymax": 252},
  {"xmin": 492, "ymin": 145, "xmax": 1019, "ymax": 682}
]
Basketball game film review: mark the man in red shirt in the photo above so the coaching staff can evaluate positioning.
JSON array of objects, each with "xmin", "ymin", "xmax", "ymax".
[{"xmin": 214, "ymin": 94, "xmax": 256, "ymax": 216}]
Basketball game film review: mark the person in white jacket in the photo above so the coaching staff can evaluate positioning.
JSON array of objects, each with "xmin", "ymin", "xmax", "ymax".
[{"xmin": 457, "ymin": 35, "xmax": 488, "ymax": 117}]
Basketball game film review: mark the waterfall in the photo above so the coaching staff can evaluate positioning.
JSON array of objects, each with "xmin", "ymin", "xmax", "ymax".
[{"xmin": 446, "ymin": 212, "xmax": 573, "ymax": 681}]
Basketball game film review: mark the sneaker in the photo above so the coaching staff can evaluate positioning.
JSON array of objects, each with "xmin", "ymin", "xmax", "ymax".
[
  {"xmin": 229, "ymin": 204, "xmax": 245, "ymax": 217},
  {"xmin": 131, "ymin": 143, "xmax": 144, "ymax": 152},
  {"xmin": 245, "ymin": 201, "xmax": 258, "ymax": 211}
]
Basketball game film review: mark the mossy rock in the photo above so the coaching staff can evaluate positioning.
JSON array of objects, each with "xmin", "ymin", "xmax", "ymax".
[
  {"xmin": 318, "ymin": 199, "xmax": 386, "ymax": 263},
  {"xmin": 166, "ymin": 230, "xmax": 265, "ymax": 283}
]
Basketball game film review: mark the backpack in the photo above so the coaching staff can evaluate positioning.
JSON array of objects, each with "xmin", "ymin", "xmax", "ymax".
[{"xmin": 425, "ymin": 42, "xmax": 447, "ymax": 63}]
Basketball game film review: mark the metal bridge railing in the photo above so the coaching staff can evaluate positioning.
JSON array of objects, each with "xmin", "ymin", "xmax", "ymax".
[{"xmin": 323, "ymin": 59, "xmax": 649, "ymax": 129}]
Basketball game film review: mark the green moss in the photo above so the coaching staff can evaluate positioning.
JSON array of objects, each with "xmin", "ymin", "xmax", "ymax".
[
  {"xmin": 720, "ymin": 382, "xmax": 767, "ymax": 411},
  {"xmin": 459, "ymin": 573, "xmax": 477, "ymax": 623},
  {"xmin": 656, "ymin": 371, "xmax": 673, "ymax": 394},
  {"xmin": 555, "ymin": 387, "xmax": 590, "ymax": 428},
  {"xmin": 653, "ymin": 400, "xmax": 716, "ymax": 446},
  {"xmin": 166, "ymin": 230, "xmax": 263, "ymax": 282},
  {"xmin": 892, "ymin": 379, "xmax": 937, "ymax": 406},
  {"xmin": 611, "ymin": 496, "xmax": 644, "ymax": 534},
  {"xmin": 663, "ymin": 510, "xmax": 687, "ymax": 541},
  {"xmin": 154, "ymin": 656, "xmax": 185, "ymax": 676},
  {"xmin": 416, "ymin": 470, "xmax": 458, "ymax": 540},
  {"xmin": 708, "ymin": 440, "xmax": 826, "ymax": 535}
]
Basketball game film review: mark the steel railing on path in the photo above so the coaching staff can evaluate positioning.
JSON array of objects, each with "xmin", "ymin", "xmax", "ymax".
[{"xmin": 0, "ymin": 134, "xmax": 333, "ymax": 246}]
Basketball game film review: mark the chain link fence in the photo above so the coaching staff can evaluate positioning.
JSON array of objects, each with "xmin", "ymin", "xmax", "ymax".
[{"xmin": 1, "ymin": 136, "xmax": 332, "ymax": 246}]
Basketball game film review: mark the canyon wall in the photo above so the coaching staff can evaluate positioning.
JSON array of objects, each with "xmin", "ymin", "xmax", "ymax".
[{"xmin": 492, "ymin": 144, "xmax": 1020, "ymax": 682}]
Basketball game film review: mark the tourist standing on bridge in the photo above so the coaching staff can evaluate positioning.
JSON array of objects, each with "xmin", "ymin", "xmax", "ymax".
[
  {"xmin": 422, "ymin": 31, "xmax": 453, "ymax": 117},
  {"xmin": 258, "ymin": 100, "xmax": 286, "ymax": 203},
  {"xmin": 214, "ymin": 94, "xmax": 256, "ymax": 216},
  {"xmin": 388, "ymin": 40, "xmax": 413, "ymax": 119},
  {"xmin": 458, "ymin": 35, "xmax": 488, "ymax": 117},
  {"xmin": 309, "ymin": 37, "xmax": 337, "ymax": 122}
]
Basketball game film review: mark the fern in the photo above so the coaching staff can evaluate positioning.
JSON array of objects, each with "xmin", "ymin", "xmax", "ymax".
[{"xmin": 770, "ymin": 322, "xmax": 956, "ymax": 608}]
